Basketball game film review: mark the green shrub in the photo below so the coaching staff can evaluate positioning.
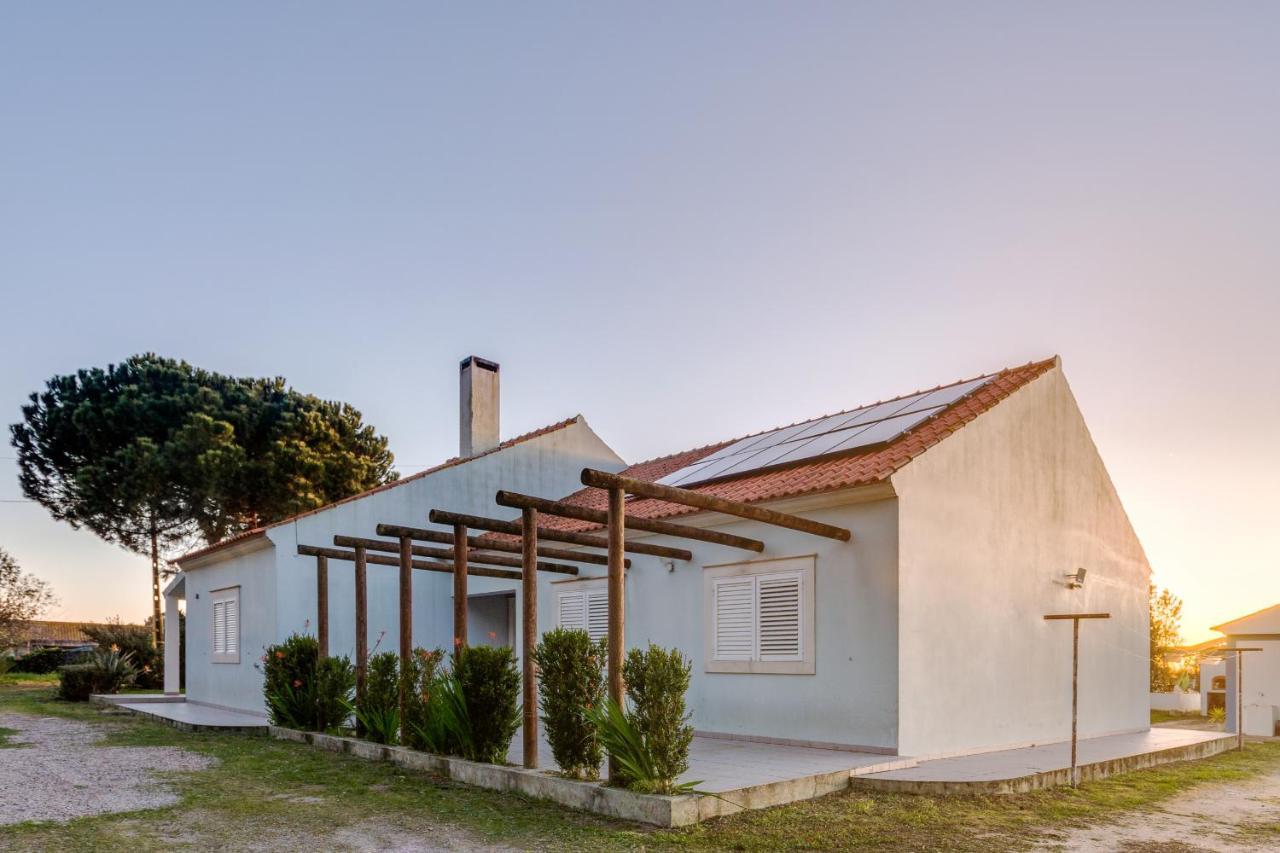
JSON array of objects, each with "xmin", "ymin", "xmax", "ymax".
[
  {"xmin": 12, "ymin": 647, "xmax": 67, "ymax": 674},
  {"xmin": 57, "ymin": 649, "xmax": 138, "ymax": 702},
  {"xmin": 403, "ymin": 648, "xmax": 449, "ymax": 751},
  {"xmin": 533, "ymin": 628, "xmax": 606, "ymax": 779},
  {"xmin": 451, "ymin": 645, "xmax": 521, "ymax": 764},
  {"xmin": 315, "ymin": 655, "xmax": 355, "ymax": 733},
  {"xmin": 1210, "ymin": 706, "xmax": 1227, "ymax": 725},
  {"xmin": 597, "ymin": 643, "xmax": 695, "ymax": 794},
  {"xmin": 0, "ymin": 653, "xmax": 13, "ymax": 676},
  {"xmin": 263, "ymin": 634, "xmax": 321, "ymax": 729},
  {"xmin": 353, "ymin": 651, "xmax": 402, "ymax": 744},
  {"xmin": 82, "ymin": 621, "xmax": 162, "ymax": 689}
]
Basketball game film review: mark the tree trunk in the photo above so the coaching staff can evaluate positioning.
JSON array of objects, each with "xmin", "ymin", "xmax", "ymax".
[{"xmin": 150, "ymin": 514, "xmax": 163, "ymax": 653}]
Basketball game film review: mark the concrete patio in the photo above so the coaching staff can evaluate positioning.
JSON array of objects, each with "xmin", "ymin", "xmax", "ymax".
[
  {"xmin": 92, "ymin": 694, "xmax": 268, "ymax": 733},
  {"xmin": 855, "ymin": 727, "xmax": 1237, "ymax": 794}
]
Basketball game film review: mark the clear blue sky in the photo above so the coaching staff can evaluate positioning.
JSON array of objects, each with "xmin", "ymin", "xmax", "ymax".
[{"xmin": 2, "ymin": 3, "xmax": 1277, "ymax": 641}]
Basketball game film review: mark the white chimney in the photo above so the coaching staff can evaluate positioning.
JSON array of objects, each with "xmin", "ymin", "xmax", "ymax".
[{"xmin": 459, "ymin": 356, "xmax": 500, "ymax": 457}]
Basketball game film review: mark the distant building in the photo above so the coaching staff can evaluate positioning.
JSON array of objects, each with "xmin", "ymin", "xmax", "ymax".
[
  {"xmin": 9, "ymin": 620, "xmax": 141, "ymax": 655},
  {"xmin": 1201, "ymin": 605, "xmax": 1280, "ymax": 736}
]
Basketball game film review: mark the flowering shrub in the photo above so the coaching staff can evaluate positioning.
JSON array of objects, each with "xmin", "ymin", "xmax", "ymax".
[
  {"xmin": 354, "ymin": 651, "xmax": 401, "ymax": 743},
  {"xmin": 533, "ymin": 628, "xmax": 606, "ymax": 779},
  {"xmin": 261, "ymin": 634, "xmax": 354, "ymax": 733},
  {"xmin": 403, "ymin": 648, "xmax": 449, "ymax": 751}
]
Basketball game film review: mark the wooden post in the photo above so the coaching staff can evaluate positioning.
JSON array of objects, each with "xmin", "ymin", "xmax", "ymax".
[
  {"xmin": 1220, "ymin": 648, "xmax": 1263, "ymax": 750},
  {"xmin": 453, "ymin": 524, "xmax": 468, "ymax": 652},
  {"xmin": 522, "ymin": 507, "xmax": 539, "ymax": 769},
  {"xmin": 316, "ymin": 555, "xmax": 329, "ymax": 656},
  {"xmin": 607, "ymin": 486, "xmax": 625, "ymax": 779},
  {"xmin": 354, "ymin": 545, "xmax": 368, "ymax": 707},
  {"xmin": 1043, "ymin": 613, "xmax": 1110, "ymax": 787},
  {"xmin": 399, "ymin": 535, "xmax": 413, "ymax": 722}
]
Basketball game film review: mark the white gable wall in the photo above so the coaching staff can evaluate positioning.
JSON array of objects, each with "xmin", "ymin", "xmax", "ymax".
[{"xmin": 892, "ymin": 364, "xmax": 1150, "ymax": 758}]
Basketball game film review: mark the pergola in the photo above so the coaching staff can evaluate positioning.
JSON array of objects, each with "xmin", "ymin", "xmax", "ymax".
[{"xmin": 294, "ymin": 467, "xmax": 852, "ymax": 771}]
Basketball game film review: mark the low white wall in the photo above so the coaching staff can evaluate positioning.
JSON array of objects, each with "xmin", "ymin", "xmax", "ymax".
[{"xmin": 1150, "ymin": 691, "xmax": 1200, "ymax": 713}]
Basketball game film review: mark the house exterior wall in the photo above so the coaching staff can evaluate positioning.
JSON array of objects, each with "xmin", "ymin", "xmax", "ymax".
[
  {"xmin": 538, "ymin": 493, "xmax": 901, "ymax": 751},
  {"xmin": 183, "ymin": 542, "xmax": 276, "ymax": 715},
  {"xmin": 891, "ymin": 364, "xmax": 1150, "ymax": 758},
  {"xmin": 1223, "ymin": 638, "xmax": 1280, "ymax": 736},
  {"xmin": 182, "ymin": 418, "xmax": 623, "ymax": 714}
]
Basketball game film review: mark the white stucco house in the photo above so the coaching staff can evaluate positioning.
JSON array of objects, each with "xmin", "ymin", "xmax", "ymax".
[
  {"xmin": 169, "ymin": 353, "xmax": 1151, "ymax": 761},
  {"xmin": 1199, "ymin": 606, "xmax": 1280, "ymax": 736}
]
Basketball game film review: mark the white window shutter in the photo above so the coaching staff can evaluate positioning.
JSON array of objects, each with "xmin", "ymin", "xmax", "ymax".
[
  {"xmin": 713, "ymin": 578, "xmax": 756, "ymax": 661},
  {"xmin": 225, "ymin": 598, "xmax": 239, "ymax": 655},
  {"xmin": 213, "ymin": 601, "xmax": 227, "ymax": 654},
  {"xmin": 558, "ymin": 591, "xmax": 586, "ymax": 631},
  {"xmin": 586, "ymin": 591, "xmax": 609, "ymax": 643},
  {"xmin": 757, "ymin": 572, "xmax": 803, "ymax": 661}
]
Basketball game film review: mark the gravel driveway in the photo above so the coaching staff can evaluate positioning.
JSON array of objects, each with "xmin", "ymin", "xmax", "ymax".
[{"xmin": 0, "ymin": 711, "xmax": 215, "ymax": 825}]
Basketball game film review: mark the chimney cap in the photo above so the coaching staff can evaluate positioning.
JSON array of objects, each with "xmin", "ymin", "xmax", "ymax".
[{"xmin": 460, "ymin": 355, "xmax": 500, "ymax": 373}]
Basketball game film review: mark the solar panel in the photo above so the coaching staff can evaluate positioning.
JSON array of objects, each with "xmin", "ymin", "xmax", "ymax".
[{"xmin": 656, "ymin": 375, "xmax": 994, "ymax": 488}]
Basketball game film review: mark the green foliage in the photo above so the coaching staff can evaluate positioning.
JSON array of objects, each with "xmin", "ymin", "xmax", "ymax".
[
  {"xmin": 533, "ymin": 628, "xmax": 606, "ymax": 779},
  {"xmin": 402, "ymin": 648, "xmax": 449, "ymax": 752},
  {"xmin": 353, "ymin": 651, "xmax": 402, "ymax": 744},
  {"xmin": 263, "ymin": 634, "xmax": 321, "ymax": 729},
  {"xmin": 315, "ymin": 656, "xmax": 355, "ymax": 733},
  {"xmin": 1150, "ymin": 585, "xmax": 1186, "ymax": 691},
  {"xmin": 82, "ymin": 620, "xmax": 162, "ymax": 689},
  {"xmin": 9, "ymin": 355, "xmax": 398, "ymax": 588},
  {"xmin": 0, "ymin": 654, "xmax": 12, "ymax": 676},
  {"xmin": 0, "ymin": 548, "xmax": 57, "ymax": 650},
  {"xmin": 11, "ymin": 647, "xmax": 69, "ymax": 674},
  {"xmin": 1210, "ymin": 706, "xmax": 1227, "ymax": 725},
  {"xmin": 57, "ymin": 649, "xmax": 138, "ymax": 701},
  {"xmin": 601, "ymin": 643, "xmax": 694, "ymax": 794},
  {"xmin": 450, "ymin": 645, "xmax": 521, "ymax": 764},
  {"xmin": 587, "ymin": 696, "xmax": 700, "ymax": 795}
]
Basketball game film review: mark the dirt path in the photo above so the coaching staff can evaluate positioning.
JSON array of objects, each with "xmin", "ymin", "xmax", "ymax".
[
  {"xmin": 1037, "ymin": 763, "xmax": 1280, "ymax": 851},
  {"xmin": 0, "ymin": 711, "xmax": 214, "ymax": 826}
]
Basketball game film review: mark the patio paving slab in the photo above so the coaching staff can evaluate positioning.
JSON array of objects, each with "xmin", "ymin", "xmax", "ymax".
[{"xmin": 94, "ymin": 695, "xmax": 268, "ymax": 732}]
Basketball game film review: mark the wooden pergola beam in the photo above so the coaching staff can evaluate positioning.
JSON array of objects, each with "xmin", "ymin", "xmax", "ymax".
[
  {"xmin": 296, "ymin": 544, "xmax": 522, "ymax": 581},
  {"xmin": 333, "ymin": 535, "xmax": 578, "ymax": 575},
  {"xmin": 580, "ymin": 468, "xmax": 852, "ymax": 542},
  {"xmin": 375, "ymin": 522, "xmax": 623, "ymax": 568},
  {"xmin": 428, "ymin": 509, "xmax": 693, "ymax": 561},
  {"xmin": 495, "ymin": 490, "xmax": 765, "ymax": 553}
]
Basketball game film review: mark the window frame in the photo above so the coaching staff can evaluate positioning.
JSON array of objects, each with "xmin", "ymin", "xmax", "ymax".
[
  {"xmin": 210, "ymin": 585, "xmax": 241, "ymax": 664},
  {"xmin": 554, "ymin": 577, "xmax": 610, "ymax": 643},
  {"xmin": 703, "ymin": 555, "xmax": 815, "ymax": 675}
]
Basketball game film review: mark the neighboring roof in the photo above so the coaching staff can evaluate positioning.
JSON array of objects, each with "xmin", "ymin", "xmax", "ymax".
[
  {"xmin": 176, "ymin": 415, "xmax": 586, "ymax": 565},
  {"xmin": 533, "ymin": 357, "xmax": 1059, "ymax": 533},
  {"xmin": 1212, "ymin": 603, "xmax": 1280, "ymax": 635},
  {"xmin": 1179, "ymin": 637, "xmax": 1228, "ymax": 654},
  {"xmin": 16, "ymin": 620, "xmax": 140, "ymax": 645}
]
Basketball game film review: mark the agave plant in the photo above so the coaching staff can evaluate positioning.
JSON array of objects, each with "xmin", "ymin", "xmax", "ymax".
[{"xmin": 587, "ymin": 697, "xmax": 700, "ymax": 795}]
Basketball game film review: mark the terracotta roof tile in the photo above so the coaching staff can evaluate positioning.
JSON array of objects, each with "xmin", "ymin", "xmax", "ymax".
[{"xmin": 534, "ymin": 358, "xmax": 1058, "ymax": 533}]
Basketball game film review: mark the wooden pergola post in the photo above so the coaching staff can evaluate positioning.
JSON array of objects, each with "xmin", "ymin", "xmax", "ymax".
[
  {"xmin": 1220, "ymin": 647, "xmax": 1263, "ymax": 750},
  {"xmin": 1044, "ymin": 613, "xmax": 1110, "ymax": 786},
  {"xmin": 398, "ymin": 535, "xmax": 413, "ymax": 721},
  {"xmin": 521, "ymin": 507, "xmax": 539, "ymax": 769},
  {"xmin": 453, "ymin": 524, "xmax": 468, "ymax": 652},
  {"xmin": 315, "ymin": 555, "xmax": 329, "ymax": 656},
  {"xmin": 607, "ymin": 485, "xmax": 626, "ymax": 779},
  {"xmin": 354, "ymin": 545, "xmax": 368, "ymax": 706}
]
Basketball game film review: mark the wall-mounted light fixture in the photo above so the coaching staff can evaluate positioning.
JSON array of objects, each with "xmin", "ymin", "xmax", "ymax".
[{"xmin": 1062, "ymin": 567, "xmax": 1087, "ymax": 590}]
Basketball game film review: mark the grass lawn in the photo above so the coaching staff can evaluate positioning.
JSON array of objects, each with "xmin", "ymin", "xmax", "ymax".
[
  {"xmin": 1150, "ymin": 709, "xmax": 1213, "ymax": 726},
  {"xmin": 2, "ymin": 676, "xmax": 1279, "ymax": 851}
]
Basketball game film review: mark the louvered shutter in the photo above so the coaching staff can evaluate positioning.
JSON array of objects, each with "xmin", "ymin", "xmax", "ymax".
[
  {"xmin": 224, "ymin": 597, "xmax": 239, "ymax": 655},
  {"xmin": 558, "ymin": 591, "xmax": 586, "ymax": 631},
  {"xmin": 713, "ymin": 578, "xmax": 756, "ymax": 661},
  {"xmin": 586, "ymin": 591, "xmax": 609, "ymax": 643},
  {"xmin": 213, "ymin": 601, "xmax": 227, "ymax": 654},
  {"xmin": 757, "ymin": 572, "xmax": 803, "ymax": 661}
]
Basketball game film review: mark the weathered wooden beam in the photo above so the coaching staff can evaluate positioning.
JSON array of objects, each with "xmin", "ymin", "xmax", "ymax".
[
  {"xmin": 606, "ymin": 486, "xmax": 625, "ymax": 779},
  {"xmin": 398, "ymin": 536, "xmax": 412, "ymax": 723},
  {"xmin": 333, "ymin": 535, "xmax": 578, "ymax": 575},
  {"xmin": 428, "ymin": 510, "xmax": 692, "ymax": 561},
  {"xmin": 297, "ymin": 544, "xmax": 521, "ymax": 580},
  {"xmin": 315, "ymin": 555, "xmax": 329, "ymax": 657},
  {"xmin": 580, "ymin": 468, "xmax": 852, "ymax": 542},
  {"xmin": 521, "ymin": 507, "xmax": 538, "ymax": 770},
  {"xmin": 495, "ymin": 490, "xmax": 765, "ymax": 553},
  {"xmin": 354, "ymin": 545, "xmax": 368, "ymax": 711},
  {"xmin": 453, "ymin": 524, "xmax": 468, "ymax": 651},
  {"xmin": 375, "ymin": 522, "xmax": 621, "ymax": 567}
]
